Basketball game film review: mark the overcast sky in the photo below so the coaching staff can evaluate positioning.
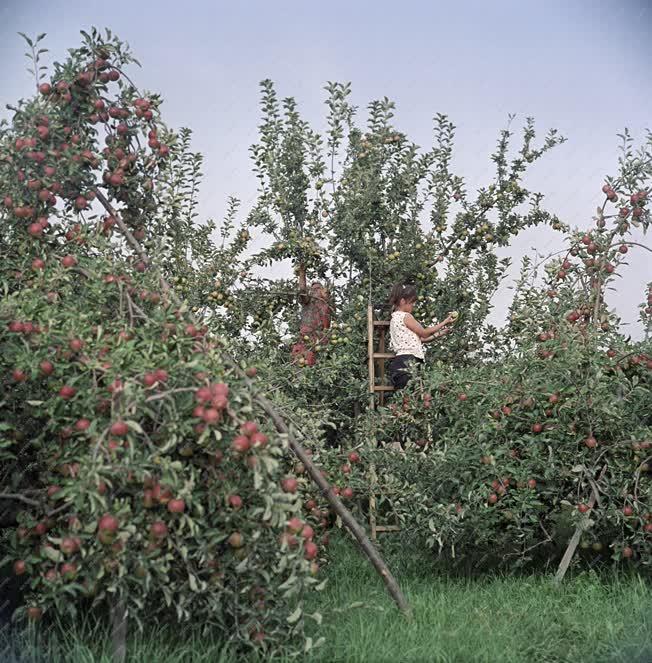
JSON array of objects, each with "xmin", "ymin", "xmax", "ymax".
[{"xmin": 1, "ymin": 0, "xmax": 650, "ymax": 337}]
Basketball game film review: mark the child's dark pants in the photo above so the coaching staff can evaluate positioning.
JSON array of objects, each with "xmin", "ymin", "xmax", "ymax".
[{"xmin": 388, "ymin": 354, "xmax": 424, "ymax": 390}]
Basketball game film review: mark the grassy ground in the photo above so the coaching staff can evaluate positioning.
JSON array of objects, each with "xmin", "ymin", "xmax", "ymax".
[{"xmin": 3, "ymin": 535, "xmax": 652, "ymax": 662}]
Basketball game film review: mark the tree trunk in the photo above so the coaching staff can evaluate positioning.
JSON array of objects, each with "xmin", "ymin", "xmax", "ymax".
[{"xmin": 297, "ymin": 263, "xmax": 309, "ymax": 305}]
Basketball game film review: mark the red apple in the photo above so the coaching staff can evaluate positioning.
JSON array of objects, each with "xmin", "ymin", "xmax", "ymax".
[
  {"xmin": 167, "ymin": 499, "xmax": 185, "ymax": 513},
  {"xmin": 28, "ymin": 223, "xmax": 43, "ymax": 237},
  {"xmin": 240, "ymin": 421, "xmax": 258, "ymax": 437},
  {"xmin": 202, "ymin": 408, "xmax": 220, "ymax": 425},
  {"xmin": 110, "ymin": 421, "xmax": 129, "ymax": 437},
  {"xmin": 304, "ymin": 541, "xmax": 318, "ymax": 560},
  {"xmin": 12, "ymin": 369, "xmax": 27, "ymax": 382},
  {"xmin": 231, "ymin": 435, "xmax": 250, "ymax": 453},
  {"xmin": 142, "ymin": 489, "xmax": 154, "ymax": 508},
  {"xmin": 228, "ymin": 532, "xmax": 244, "ymax": 548},
  {"xmin": 61, "ymin": 562, "xmax": 77, "ymax": 580},
  {"xmin": 287, "ymin": 517, "xmax": 303, "ymax": 533},
  {"xmin": 152, "ymin": 484, "xmax": 172, "ymax": 504},
  {"xmin": 301, "ymin": 525, "xmax": 314, "ymax": 540},
  {"xmin": 59, "ymin": 385, "xmax": 76, "ymax": 400},
  {"xmin": 250, "ymin": 432, "xmax": 268, "ymax": 448},
  {"xmin": 98, "ymin": 513, "xmax": 119, "ymax": 533},
  {"xmin": 27, "ymin": 606, "xmax": 42, "ymax": 621},
  {"xmin": 75, "ymin": 418, "xmax": 91, "ymax": 432},
  {"xmin": 150, "ymin": 521, "xmax": 168, "ymax": 539},
  {"xmin": 282, "ymin": 477, "xmax": 298, "ymax": 493},
  {"xmin": 60, "ymin": 537, "xmax": 79, "ymax": 555}
]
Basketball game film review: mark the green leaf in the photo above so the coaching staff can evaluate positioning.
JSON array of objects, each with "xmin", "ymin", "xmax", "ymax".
[
  {"xmin": 18, "ymin": 32, "xmax": 33, "ymax": 47},
  {"xmin": 287, "ymin": 605, "xmax": 302, "ymax": 624},
  {"xmin": 126, "ymin": 420, "xmax": 144, "ymax": 434},
  {"xmin": 307, "ymin": 611, "xmax": 322, "ymax": 625},
  {"xmin": 42, "ymin": 546, "xmax": 63, "ymax": 563}
]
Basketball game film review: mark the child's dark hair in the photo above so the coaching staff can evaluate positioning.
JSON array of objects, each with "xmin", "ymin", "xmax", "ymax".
[{"xmin": 388, "ymin": 283, "xmax": 417, "ymax": 312}]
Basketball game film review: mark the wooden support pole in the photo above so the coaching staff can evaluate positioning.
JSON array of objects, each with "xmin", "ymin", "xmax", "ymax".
[
  {"xmin": 555, "ymin": 465, "xmax": 607, "ymax": 584},
  {"xmin": 254, "ymin": 392, "xmax": 411, "ymax": 617}
]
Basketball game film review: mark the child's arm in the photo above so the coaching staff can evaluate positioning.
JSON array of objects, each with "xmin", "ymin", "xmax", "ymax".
[
  {"xmin": 405, "ymin": 313, "xmax": 455, "ymax": 339},
  {"xmin": 422, "ymin": 327, "xmax": 452, "ymax": 344}
]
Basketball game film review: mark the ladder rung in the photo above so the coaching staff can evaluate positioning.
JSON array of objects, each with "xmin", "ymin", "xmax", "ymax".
[
  {"xmin": 375, "ymin": 525, "xmax": 401, "ymax": 532},
  {"xmin": 373, "ymin": 352, "xmax": 394, "ymax": 359},
  {"xmin": 373, "ymin": 385, "xmax": 395, "ymax": 392},
  {"xmin": 373, "ymin": 320, "xmax": 390, "ymax": 326}
]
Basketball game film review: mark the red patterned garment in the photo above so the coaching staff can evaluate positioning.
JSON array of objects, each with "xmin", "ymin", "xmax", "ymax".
[{"xmin": 293, "ymin": 282, "xmax": 330, "ymax": 364}]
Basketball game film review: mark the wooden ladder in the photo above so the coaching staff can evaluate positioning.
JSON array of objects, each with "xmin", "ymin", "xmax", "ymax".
[
  {"xmin": 367, "ymin": 304, "xmax": 394, "ymax": 408},
  {"xmin": 366, "ymin": 304, "xmax": 401, "ymax": 539}
]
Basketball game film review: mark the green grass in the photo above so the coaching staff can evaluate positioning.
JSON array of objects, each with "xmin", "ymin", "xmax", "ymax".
[
  {"xmin": 310, "ymin": 537, "xmax": 652, "ymax": 663},
  {"xmin": 3, "ymin": 536, "xmax": 652, "ymax": 662}
]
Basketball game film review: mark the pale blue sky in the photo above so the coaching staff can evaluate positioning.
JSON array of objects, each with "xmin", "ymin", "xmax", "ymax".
[{"xmin": 1, "ymin": 0, "xmax": 650, "ymax": 335}]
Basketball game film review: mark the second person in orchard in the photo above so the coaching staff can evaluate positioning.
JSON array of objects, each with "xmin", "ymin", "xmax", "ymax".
[{"xmin": 387, "ymin": 283, "xmax": 456, "ymax": 390}]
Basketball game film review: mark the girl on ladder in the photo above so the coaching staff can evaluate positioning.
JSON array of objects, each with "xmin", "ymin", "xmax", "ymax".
[{"xmin": 387, "ymin": 283, "xmax": 455, "ymax": 390}]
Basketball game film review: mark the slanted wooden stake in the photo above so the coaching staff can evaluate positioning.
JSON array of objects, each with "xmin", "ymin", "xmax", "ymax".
[
  {"xmin": 252, "ymin": 391, "xmax": 412, "ymax": 618},
  {"xmin": 555, "ymin": 464, "xmax": 607, "ymax": 584}
]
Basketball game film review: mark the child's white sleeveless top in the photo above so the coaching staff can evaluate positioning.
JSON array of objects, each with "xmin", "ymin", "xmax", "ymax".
[{"xmin": 389, "ymin": 311, "xmax": 424, "ymax": 359}]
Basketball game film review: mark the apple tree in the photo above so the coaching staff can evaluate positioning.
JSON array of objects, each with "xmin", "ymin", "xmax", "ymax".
[
  {"xmin": 367, "ymin": 132, "xmax": 652, "ymax": 572},
  {"xmin": 0, "ymin": 29, "xmax": 326, "ymax": 656}
]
